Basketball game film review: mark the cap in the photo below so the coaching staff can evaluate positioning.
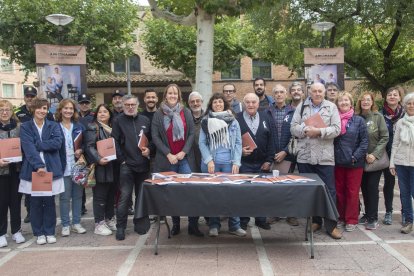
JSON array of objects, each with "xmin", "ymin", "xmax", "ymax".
[
  {"xmin": 77, "ymin": 94, "xmax": 91, "ymax": 103},
  {"xmin": 112, "ymin": 89, "xmax": 125, "ymax": 98},
  {"xmin": 24, "ymin": 87, "xmax": 37, "ymax": 97}
]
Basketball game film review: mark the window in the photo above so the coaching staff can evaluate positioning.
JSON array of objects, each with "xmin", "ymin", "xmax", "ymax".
[
  {"xmin": 113, "ymin": 55, "xmax": 141, "ymax": 74},
  {"xmin": 2, "ymin": 83, "xmax": 15, "ymax": 98},
  {"xmin": 1, "ymin": 58, "xmax": 13, "ymax": 73},
  {"xmin": 221, "ymin": 60, "xmax": 241, "ymax": 80},
  {"xmin": 252, "ymin": 59, "xmax": 271, "ymax": 79}
]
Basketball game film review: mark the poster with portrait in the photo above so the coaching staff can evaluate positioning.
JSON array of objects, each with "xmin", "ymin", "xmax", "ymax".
[{"xmin": 305, "ymin": 65, "xmax": 337, "ymax": 85}]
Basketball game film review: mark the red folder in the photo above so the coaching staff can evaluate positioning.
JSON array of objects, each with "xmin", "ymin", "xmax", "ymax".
[
  {"xmin": 0, "ymin": 138, "xmax": 22, "ymax": 162},
  {"xmin": 304, "ymin": 113, "xmax": 327, "ymax": 128},
  {"xmin": 138, "ymin": 132, "xmax": 149, "ymax": 150},
  {"xmin": 73, "ymin": 132, "xmax": 83, "ymax": 151},
  {"xmin": 32, "ymin": 172, "xmax": 53, "ymax": 192},
  {"xmin": 241, "ymin": 132, "xmax": 257, "ymax": 150},
  {"xmin": 96, "ymin": 138, "xmax": 117, "ymax": 161}
]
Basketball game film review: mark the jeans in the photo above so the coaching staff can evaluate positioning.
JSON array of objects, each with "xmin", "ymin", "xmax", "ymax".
[
  {"xmin": 116, "ymin": 164, "xmax": 148, "ymax": 229},
  {"xmin": 395, "ymin": 165, "xmax": 414, "ymax": 223},
  {"xmin": 201, "ymin": 162, "xmax": 241, "ymax": 231},
  {"xmin": 59, "ymin": 176, "xmax": 83, "ymax": 227},
  {"xmin": 171, "ymin": 158, "xmax": 198, "ymax": 228},
  {"xmin": 382, "ymin": 168, "xmax": 396, "ymax": 213},
  {"xmin": 0, "ymin": 174, "xmax": 22, "ymax": 236},
  {"xmin": 30, "ymin": 196, "xmax": 56, "ymax": 236},
  {"xmin": 361, "ymin": 170, "xmax": 382, "ymax": 221},
  {"xmin": 93, "ymin": 181, "xmax": 116, "ymax": 223}
]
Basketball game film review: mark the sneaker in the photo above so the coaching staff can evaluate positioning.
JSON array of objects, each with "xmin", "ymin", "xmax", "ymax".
[
  {"xmin": 71, "ymin": 224, "xmax": 86, "ymax": 234},
  {"xmin": 358, "ymin": 215, "xmax": 368, "ymax": 225},
  {"xmin": 0, "ymin": 235, "xmax": 7, "ymax": 247},
  {"xmin": 366, "ymin": 220, "xmax": 379, "ymax": 230},
  {"xmin": 209, "ymin": 228, "xmax": 219, "ymax": 237},
  {"xmin": 12, "ymin": 231, "xmax": 25, "ymax": 244},
  {"xmin": 229, "ymin": 228, "xmax": 246, "ymax": 237},
  {"xmin": 61, "ymin": 226, "xmax": 70, "ymax": 237},
  {"xmin": 383, "ymin": 212, "xmax": 392, "ymax": 225},
  {"xmin": 286, "ymin": 217, "xmax": 299, "ymax": 226},
  {"xmin": 106, "ymin": 218, "xmax": 117, "ymax": 231},
  {"xmin": 337, "ymin": 220, "xmax": 345, "ymax": 229},
  {"xmin": 401, "ymin": 223, "xmax": 413, "ymax": 234},
  {"xmin": 46, "ymin": 235, "xmax": 56, "ymax": 244},
  {"xmin": 95, "ymin": 221, "xmax": 112, "ymax": 236},
  {"xmin": 36, "ymin": 235, "xmax": 46, "ymax": 245},
  {"xmin": 345, "ymin": 224, "xmax": 357, "ymax": 232}
]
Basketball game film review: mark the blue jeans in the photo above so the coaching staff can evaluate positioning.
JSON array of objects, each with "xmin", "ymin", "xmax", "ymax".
[
  {"xmin": 30, "ymin": 196, "xmax": 56, "ymax": 236},
  {"xmin": 201, "ymin": 162, "xmax": 241, "ymax": 231},
  {"xmin": 59, "ymin": 176, "xmax": 83, "ymax": 227},
  {"xmin": 396, "ymin": 165, "xmax": 414, "ymax": 223}
]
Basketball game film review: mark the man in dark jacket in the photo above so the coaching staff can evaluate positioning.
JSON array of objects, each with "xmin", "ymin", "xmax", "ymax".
[
  {"xmin": 112, "ymin": 95, "xmax": 152, "ymax": 240},
  {"xmin": 112, "ymin": 90, "xmax": 124, "ymax": 118},
  {"xmin": 78, "ymin": 94, "xmax": 94, "ymax": 128},
  {"xmin": 253, "ymin": 77, "xmax": 275, "ymax": 112},
  {"xmin": 237, "ymin": 93, "xmax": 275, "ymax": 231}
]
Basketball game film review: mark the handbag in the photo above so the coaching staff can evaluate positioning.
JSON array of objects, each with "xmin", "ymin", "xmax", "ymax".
[
  {"xmin": 364, "ymin": 151, "xmax": 390, "ymax": 172},
  {"xmin": 86, "ymin": 163, "xmax": 96, "ymax": 188},
  {"xmin": 71, "ymin": 154, "xmax": 96, "ymax": 188}
]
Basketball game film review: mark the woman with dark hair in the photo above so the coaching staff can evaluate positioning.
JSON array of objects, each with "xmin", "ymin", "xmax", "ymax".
[
  {"xmin": 55, "ymin": 98, "xmax": 86, "ymax": 237},
  {"xmin": 84, "ymin": 104, "xmax": 117, "ymax": 236},
  {"xmin": 355, "ymin": 92, "xmax": 389, "ymax": 230},
  {"xmin": 152, "ymin": 84, "xmax": 203, "ymax": 237},
  {"xmin": 199, "ymin": 93, "xmax": 244, "ymax": 237},
  {"xmin": 381, "ymin": 86, "xmax": 405, "ymax": 225},
  {"xmin": 0, "ymin": 100, "xmax": 25, "ymax": 247},
  {"xmin": 19, "ymin": 98, "xmax": 65, "ymax": 245}
]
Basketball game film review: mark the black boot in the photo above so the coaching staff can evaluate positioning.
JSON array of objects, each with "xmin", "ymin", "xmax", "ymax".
[
  {"xmin": 188, "ymin": 225, "xmax": 204, "ymax": 237},
  {"xmin": 116, "ymin": 228, "xmax": 125, "ymax": 240},
  {"xmin": 171, "ymin": 224, "xmax": 180, "ymax": 236}
]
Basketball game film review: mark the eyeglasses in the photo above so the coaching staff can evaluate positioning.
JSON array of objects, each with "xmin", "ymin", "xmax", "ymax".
[
  {"xmin": 0, "ymin": 109, "xmax": 11, "ymax": 113},
  {"xmin": 124, "ymin": 103, "xmax": 137, "ymax": 108},
  {"xmin": 223, "ymin": 90, "xmax": 235, "ymax": 94}
]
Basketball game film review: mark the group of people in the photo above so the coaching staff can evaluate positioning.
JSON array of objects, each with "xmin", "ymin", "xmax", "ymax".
[{"xmin": 1, "ymin": 79, "xmax": 414, "ymax": 248}]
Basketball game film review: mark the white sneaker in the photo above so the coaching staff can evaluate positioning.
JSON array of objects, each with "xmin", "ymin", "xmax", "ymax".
[
  {"xmin": 61, "ymin": 226, "xmax": 70, "ymax": 237},
  {"xmin": 209, "ymin": 228, "xmax": 219, "ymax": 237},
  {"xmin": 46, "ymin": 235, "xmax": 56, "ymax": 244},
  {"xmin": 94, "ymin": 221, "xmax": 112, "ymax": 236},
  {"xmin": 12, "ymin": 231, "xmax": 25, "ymax": 244},
  {"xmin": 229, "ymin": 228, "xmax": 247, "ymax": 237},
  {"xmin": 71, "ymin": 224, "xmax": 86, "ymax": 234},
  {"xmin": 0, "ymin": 235, "xmax": 7, "ymax": 247},
  {"xmin": 105, "ymin": 218, "xmax": 117, "ymax": 231},
  {"xmin": 36, "ymin": 235, "xmax": 47, "ymax": 245}
]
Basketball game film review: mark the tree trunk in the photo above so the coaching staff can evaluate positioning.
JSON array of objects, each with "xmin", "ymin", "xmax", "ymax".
[{"xmin": 195, "ymin": 7, "xmax": 215, "ymax": 106}]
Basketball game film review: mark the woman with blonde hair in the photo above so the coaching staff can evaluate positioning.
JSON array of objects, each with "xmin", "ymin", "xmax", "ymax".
[
  {"xmin": 355, "ymin": 92, "xmax": 389, "ymax": 230},
  {"xmin": 0, "ymin": 100, "xmax": 25, "ymax": 247}
]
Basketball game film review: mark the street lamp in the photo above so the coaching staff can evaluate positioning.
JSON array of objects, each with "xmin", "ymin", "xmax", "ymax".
[
  {"xmin": 46, "ymin": 14, "xmax": 74, "ymax": 44},
  {"xmin": 311, "ymin": 22, "xmax": 335, "ymax": 48}
]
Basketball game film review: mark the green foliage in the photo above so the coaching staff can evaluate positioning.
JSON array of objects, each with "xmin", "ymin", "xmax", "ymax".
[{"xmin": 0, "ymin": 0, "xmax": 140, "ymax": 72}]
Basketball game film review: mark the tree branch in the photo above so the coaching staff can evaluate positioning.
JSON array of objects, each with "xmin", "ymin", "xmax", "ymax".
[
  {"xmin": 383, "ymin": 1, "xmax": 405, "ymax": 58},
  {"xmin": 368, "ymin": 26, "xmax": 384, "ymax": 51},
  {"xmin": 345, "ymin": 56, "xmax": 385, "ymax": 92},
  {"xmin": 148, "ymin": 0, "xmax": 197, "ymax": 26}
]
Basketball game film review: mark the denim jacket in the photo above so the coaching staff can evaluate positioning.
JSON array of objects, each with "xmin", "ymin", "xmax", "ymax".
[{"xmin": 199, "ymin": 119, "xmax": 242, "ymax": 167}]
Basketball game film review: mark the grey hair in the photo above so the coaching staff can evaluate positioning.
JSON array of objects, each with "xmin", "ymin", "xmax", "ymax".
[
  {"xmin": 243, "ymin": 93, "xmax": 259, "ymax": 103},
  {"xmin": 288, "ymin": 81, "xmax": 304, "ymax": 93},
  {"xmin": 403, "ymin": 92, "xmax": 414, "ymax": 107},
  {"xmin": 272, "ymin": 84, "xmax": 287, "ymax": 93},
  {"xmin": 122, "ymin": 94, "xmax": 139, "ymax": 105},
  {"xmin": 188, "ymin": 91, "xmax": 203, "ymax": 102}
]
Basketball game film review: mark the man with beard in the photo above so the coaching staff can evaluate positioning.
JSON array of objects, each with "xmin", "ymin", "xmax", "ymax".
[
  {"xmin": 253, "ymin": 77, "xmax": 275, "ymax": 112},
  {"xmin": 112, "ymin": 90, "xmax": 124, "ymax": 118},
  {"xmin": 288, "ymin": 81, "xmax": 305, "ymax": 108},
  {"xmin": 188, "ymin": 91, "xmax": 204, "ymax": 172},
  {"xmin": 140, "ymin": 89, "xmax": 158, "ymax": 122},
  {"xmin": 222, "ymin": 83, "xmax": 243, "ymax": 113}
]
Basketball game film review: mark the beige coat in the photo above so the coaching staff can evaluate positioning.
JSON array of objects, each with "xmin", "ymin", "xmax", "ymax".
[
  {"xmin": 290, "ymin": 98, "xmax": 341, "ymax": 166},
  {"xmin": 390, "ymin": 119, "xmax": 414, "ymax": 168}
]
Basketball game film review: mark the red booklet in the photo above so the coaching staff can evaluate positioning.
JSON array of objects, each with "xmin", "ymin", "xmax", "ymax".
[
  {"xmin": 304, "ymin": 113, "xmax": 327, "ymax": 128},
  {"xmin": 138, "ymin": 132, "xmax": 149, "ymax": 150},
  {"xmin": 32, "ymin": 172, "xmax": 53, "ymax": 192},
  {"xmin": 96, "ymin": 138, "xmax": 117, "ymax": 161},
  {"xmin": 0, "ymin": 138, "xmax": 22, "ymax": 162},
  {"xmin": 241, "ymin": 132, "xmax": 257, "ymax": 150},
  {"xmin": 73, "ymin": 132, "xmax": 83, "ymax": 151}
]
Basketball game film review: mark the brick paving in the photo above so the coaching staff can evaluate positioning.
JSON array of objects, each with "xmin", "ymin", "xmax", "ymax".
[{"xmin": 1, "ymin": 181, "xmax": 414, "ymax": 275}]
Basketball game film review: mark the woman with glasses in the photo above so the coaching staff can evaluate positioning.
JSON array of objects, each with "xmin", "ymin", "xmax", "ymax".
[{"xmin": 0, "ymin": 100, "xmax": 25, "ymax": 247}]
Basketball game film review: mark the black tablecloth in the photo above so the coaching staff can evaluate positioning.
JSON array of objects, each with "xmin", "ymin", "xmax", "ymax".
[{"xmin": 133, "ymin": 173, "xmax": 338, "ymax": 234}]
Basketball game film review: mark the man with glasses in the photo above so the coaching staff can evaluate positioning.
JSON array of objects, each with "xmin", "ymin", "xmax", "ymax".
[
  {"xmin": 288, "ymin": 82, "xmax": 305, "ymax": 108},
  {"xmin": 222, "ymin": 83, "xmax": 243, "ymax": 113},
  {"xmin": 112, "ymin": 95, "xmax": 152, "ymax": 240},
  {"xmin": 188, "ymin": 91, "xmax": 204, "ymax": 172},
  {"xmin": 325, "ymin": 82, "xmax": 340, "ymax": 103}
]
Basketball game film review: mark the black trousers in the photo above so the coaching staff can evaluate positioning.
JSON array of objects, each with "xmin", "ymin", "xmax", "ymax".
[
  {"xmin": 93, "ymin": 181, "xmax": 116, "ymax": 223},
  {"xmin": 382, "ymin": 168, "xmax": 395, "ymax": 213},
  {"xmin": 297, "ymin": 163, "xmax": 337, "ymax": 233},
  {"xmin": 0, "ymin": 174, "xmax": 22, "ymax": 236},
  {"xmin": 361, "ymin": 170, "xmax": 382, "ymax": 221}
]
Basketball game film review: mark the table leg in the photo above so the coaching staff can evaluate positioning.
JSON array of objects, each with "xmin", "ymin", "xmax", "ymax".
[
  {"xmin": 307, "ymin": 217, "xmax": 314, "ymax": 259},
  {"xmin": 154, "ymin": 215, "xmax": 161, "ymax": 255},
  {"xmin": 164, "ymin": 216, "xmax": 171, "ymax": 239}
]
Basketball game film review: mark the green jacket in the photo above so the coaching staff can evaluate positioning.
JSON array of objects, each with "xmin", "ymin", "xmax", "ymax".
[{"xmin": 360, "ymin": 111, "xmax": 389, "ymax": 159}]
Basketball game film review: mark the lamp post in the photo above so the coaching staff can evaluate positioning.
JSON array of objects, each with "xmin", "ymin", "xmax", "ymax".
[
  {"xmin": 311, "ymin": 22, "xmax": 335, "ymax": 48},
  {"xmin": 45, "ymin": 14, "xmax": 74, "ymax": 44}
]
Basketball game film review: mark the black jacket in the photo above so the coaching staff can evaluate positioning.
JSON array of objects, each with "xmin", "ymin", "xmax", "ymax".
[{"xmin": 112, "ymin": 113, "xmax": 152, "ymax": 173}]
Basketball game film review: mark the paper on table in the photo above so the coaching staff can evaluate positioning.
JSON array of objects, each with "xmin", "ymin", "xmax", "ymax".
[
  {"xmin": 304, "ymin": 113, "xmax": 327, "ymax": 128},
  {"xmin": 96, "ymin": 137, "xmax": 117, "ymax": 161},
  {"xmin": 241, "ymin": 132, "xmax": 257, "ymax": 150},
  {"xmin": 0, "ymin": 137, "xmax": 22, "ymax": 163},
  {"xmin": 32, "ymin": 172, "xmax": 53, "ymax": 196}
]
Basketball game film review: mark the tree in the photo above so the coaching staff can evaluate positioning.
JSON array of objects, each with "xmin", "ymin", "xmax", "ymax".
[
  {"xmin": 0, "ymin": 0, "xmax": 140, "ymax": 72},
  {"xmin": 244, "ymin": 0, "xmax": 414, "ymax": 97}
]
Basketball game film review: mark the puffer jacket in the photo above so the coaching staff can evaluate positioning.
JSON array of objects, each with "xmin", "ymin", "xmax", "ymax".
[
  {"xmin": 390, "ymin": 118, "xmax": 414, "ymax": 168},
  {"xmin": 290, "ymin": 98, "xmax": 341, "ymax": 165}
]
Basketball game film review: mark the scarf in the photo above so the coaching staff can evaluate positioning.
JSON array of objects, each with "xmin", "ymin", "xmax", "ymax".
[
  {"xmin": 161, "ymin": 102, "xmax": 184, "ymax": 142},
  {"xmin": 201, "ymin": 110, "xmax": 235, "ymax": 150},
  {"xmin": 400, "ymin": 115, "xmax": 414, "ymax": 145},
  {"xmin": 339, "ymin": 108, "xmax": 354, "ymax": 135},
  {"xmin": 383, "ymin": 102, "xmax": 404, "ymax": 124},
  {"xmin": 0, "ymin": 118, "xmax": 17, "ymax": 132},
  {"xmin": 97, "ymin": 121, "xmax": 112, "ymax": 136}
]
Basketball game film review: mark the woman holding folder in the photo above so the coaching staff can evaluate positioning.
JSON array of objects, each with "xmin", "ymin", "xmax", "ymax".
[
  {"xmin": 19, "ymin": 98, "xmax": 65, "ymax": 245},
  {"xmin": 84, "ymin": 104, "xmax": 116, "ymax": 236},
  {"xmin": 55, "ymin": 99, "xmax": 86, "ymax": 237},
  {"xmin": 0, "ymin": 100, "xmax": 25, "ymax": 247}
]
